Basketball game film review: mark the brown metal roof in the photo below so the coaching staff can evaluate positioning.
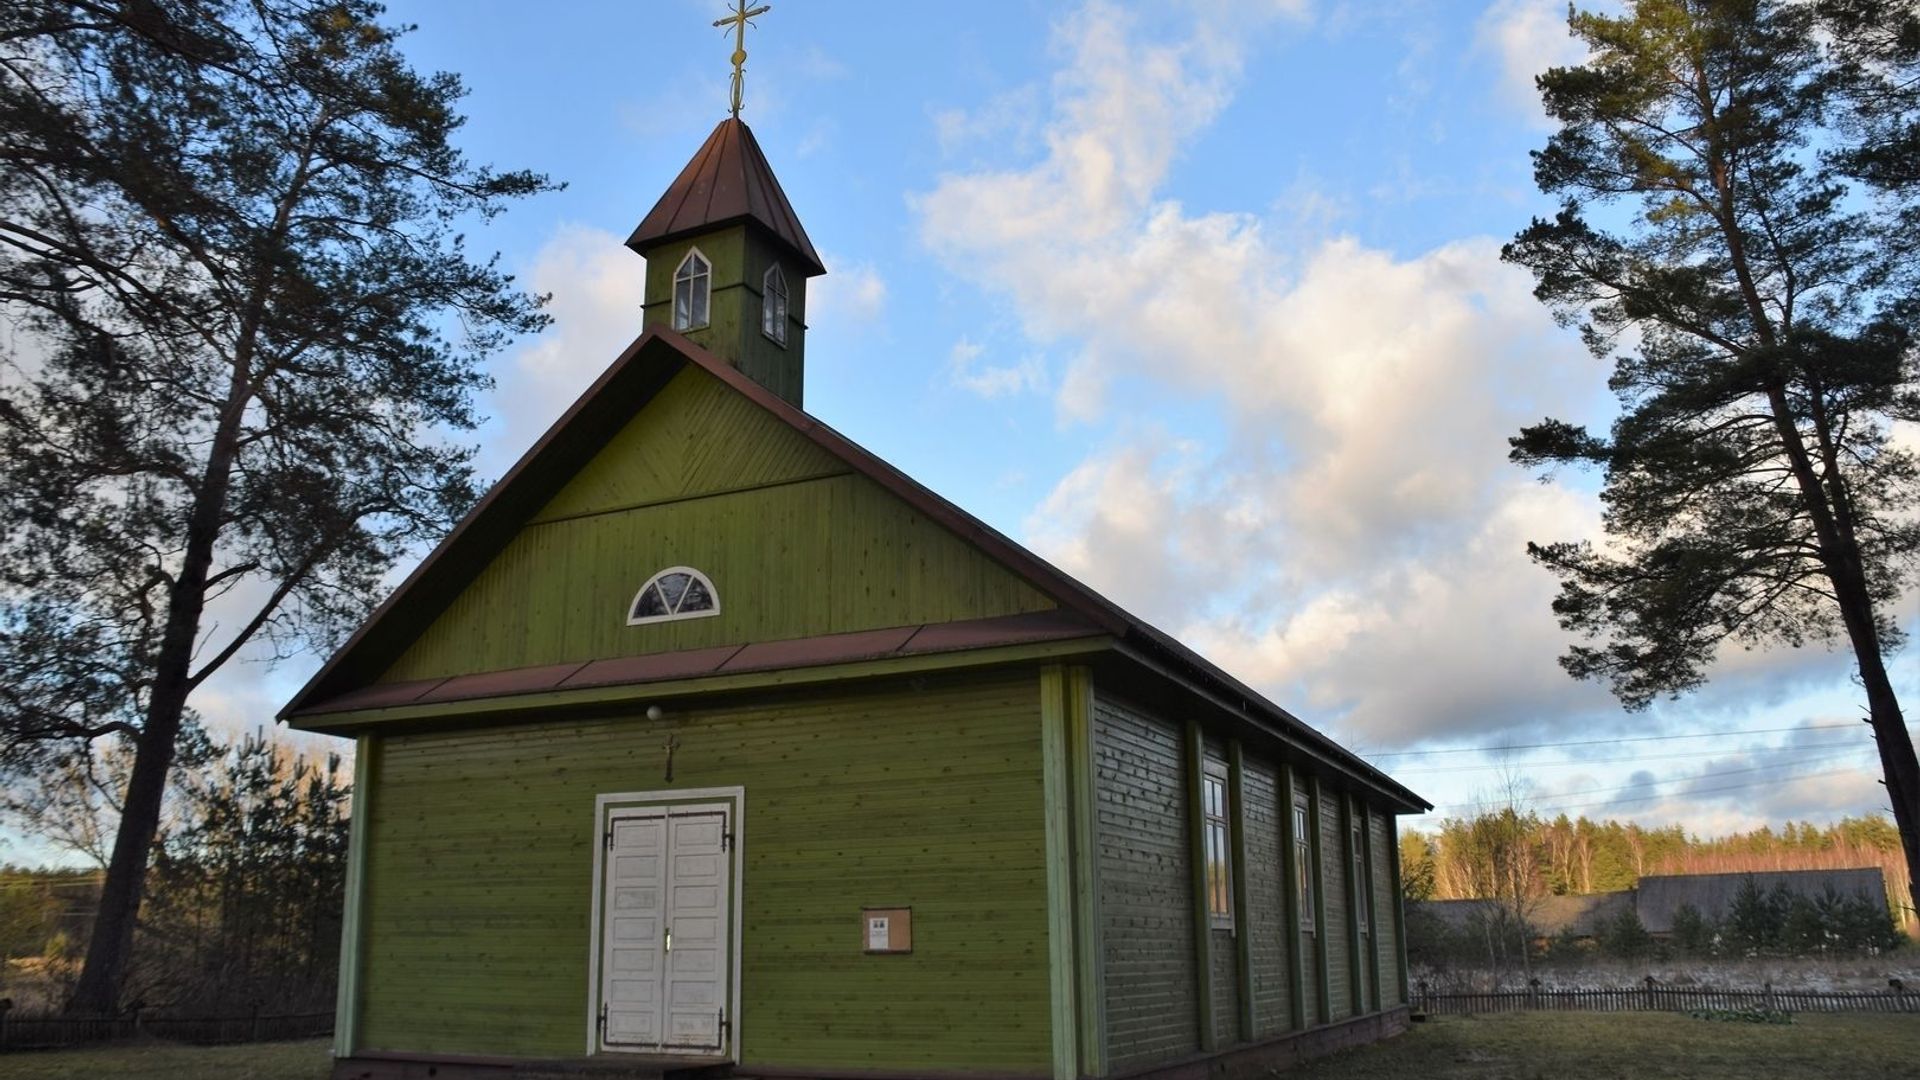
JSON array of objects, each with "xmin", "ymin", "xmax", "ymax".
[
  {"xmin": 625, "ymin": 118, "xmax": 825, "ymax": 276},
  {"xmin": 291, "ymin": 612, "xmax": 1102, "ymax": 717},
  {"xmin": 279, "ymin": 327, "xmax": 1429, "ymax": 812}
]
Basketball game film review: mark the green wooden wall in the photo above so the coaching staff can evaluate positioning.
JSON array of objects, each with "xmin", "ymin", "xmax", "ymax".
[
  {"xmin": 381, "ymin": 365, "xmax": 1056, "ymax": 683},
  {"xmin": 1371, "ymin": 810, "xmax": 1403, "ymax": 1005},
  {"xmin": 1318, "ymin": 788, "xmax": 1350, "ymax": 1021},
  {"xmin": 355, "ymin": 670, "xmax": 1053, "ymax": 1073},
  {"xmin": 1087, "ymin": 682, "xmax": 1417, "ymax": 1076},
  {"xmin": 1240, "ymin": 757, "xmax": 1290, "ymax": 1037},
  {"xmin": 1091, "ymin": 696, "xmax": 1196, "ymax": 1071}
]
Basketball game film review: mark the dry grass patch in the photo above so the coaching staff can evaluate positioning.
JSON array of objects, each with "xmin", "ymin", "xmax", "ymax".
[
  {"xmin": 1294, "ymin": 1012, "xmax": 1919, "ymax": 1080},
  {"xmin": 0, "ymin": 1038, "xmax": 329, "ymax": 1080}
]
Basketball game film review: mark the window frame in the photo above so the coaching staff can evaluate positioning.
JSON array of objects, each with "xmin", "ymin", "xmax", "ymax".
[
  {"xmin": 1201, "ymin": 759, "xmax": 1233, "ymax": 930},
  {"xmin": 1352, "ymin": 812, "xmax": 1370, "ymax": 934},
  {"xmin": 627, "ymin": 565, "xmax": 722, "ymax": 626},
  {"xmin": 673, "ymin": 248, "xmax": 712, "ymax": 331},
  {"xmin": 1294, "ymin": 794, "xmax": 1316, "ymax": 932},
  {"xmin": 761, "ymin": 263, "xmax": 789, "ymax": 346}
]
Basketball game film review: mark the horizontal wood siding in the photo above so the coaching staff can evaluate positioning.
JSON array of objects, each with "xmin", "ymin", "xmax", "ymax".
[
  {"xmin": 1319, "ymin": 788, "xmax": 1349, "ymax": 1021},
  {"xmin": 382, "ymin": 366, "xmax": 1055, "ymax": 683},
  {"xmin": 1209, "ymin": 930, "xmax": 1237, "ymax": 1047},
  {"xmin": 1300, "ymin": 926, "xmax": 1320, "ymax": 1027},
  {"xmin": 1242, "ymin": 757, "xmax": 1289, "ymax": 1036},
  {"xmin": 1372, "ymin": 811, "xmax": 1401, "ymax": 1005},
  {"xmin": 1093, "ymin": 697, "xmax": 1197, "ymax": 1071},
  {"xmin": 357, "ymin": 671, "xmax": 1051, "ymax": 1071}
]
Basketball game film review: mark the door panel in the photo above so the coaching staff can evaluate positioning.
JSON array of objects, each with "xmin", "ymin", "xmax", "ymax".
[
  {"xmin": 602, "ymin": 814, "xmax": 667, "ymax": 1046},
  {"xmin": 664, "ymin": 810, "xmax": 730, "ymax": 1051}
]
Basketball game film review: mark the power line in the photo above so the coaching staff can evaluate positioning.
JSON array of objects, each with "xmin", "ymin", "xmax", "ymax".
[
  {"xmin": 1365, "ymin": 722, "xmax": 1865, "ymax": 760},
  {"xmin": 1393, "ymin": 738, "xmax": 1870, "ymax": 776},
  {"xmin": 1435, "ymin": 753, "xmax": 1870, "ymax": 812},
  {"xmin": 1523, "ymin": 767, "xmax": 1871, "ymax": 816}
]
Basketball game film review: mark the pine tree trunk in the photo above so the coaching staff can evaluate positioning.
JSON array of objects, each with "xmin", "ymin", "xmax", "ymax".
[
  {"xmin": 65, "ymin": 328, "xmax": 256, "ymax": 1014},
  {"xmin": 65, "ymin": 675, "xmax": 190, "ymax": 1014},
  {"xmin": 1827, "ymin": 562, "xmax": 1920, "ymax": 931}
]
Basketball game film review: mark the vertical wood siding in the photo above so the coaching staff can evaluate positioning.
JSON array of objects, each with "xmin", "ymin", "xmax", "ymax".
[
  {"xmin": 1240, "ymin": 758, "xmax": 1290, "ymax": 1036},
  {"xmin": 1371, "ymin": 810, "xmax": 1402, "ymax": 1005},
  {"xmin": 357, "ymin": 671, "xmax": 1051, "ymax": 1072},
  {"xmin": 1319, "ymin": 788, "xmax": 1349, "ymax": 1021},
  {"xmin": 532, "ymin": 361, "xmax": 843, "ymax": 523},
  {"xmin": 1092, "ymin": 697, "xmax": 1198, "ymax": 1071},
  {"xmin": 381, "ymin": 368, "xmax": 1056, "ymax": 683}
]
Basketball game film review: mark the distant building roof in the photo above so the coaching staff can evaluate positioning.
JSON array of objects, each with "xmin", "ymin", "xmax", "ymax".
[
  {"xmin": 1636, "ymin": 868, "xmax": 1886, "ymax": 934},
  {"xmin": 1412, "ymin": 867, "xmax": 1891, "ymax": 939},
  {"xmin": 1413, "ymin": 892, "xmax": 1633, "ymax": 938},
  {"xmin": 626, "ymin": 117, "xmax": 825, "ymax": 276}
]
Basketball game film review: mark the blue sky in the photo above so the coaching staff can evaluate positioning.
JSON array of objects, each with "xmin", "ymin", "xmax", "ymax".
[{"xmin": 55, "ymin": 0, "xmax": 1914, "ymax": 864}]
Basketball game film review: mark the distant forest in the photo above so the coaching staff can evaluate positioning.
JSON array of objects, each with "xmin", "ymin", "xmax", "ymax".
[
  {"xmin": 0, "ymin": 729, "xmax": 346, "ymax": 1015},
  {"xmin": 1401, "ymin": 812, "xmax": 1912, "ymax": 928}
]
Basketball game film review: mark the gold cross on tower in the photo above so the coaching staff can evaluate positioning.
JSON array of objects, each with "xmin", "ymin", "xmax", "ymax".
[{"xmin": 714, "ymin": 0, "xmax": 771, "ymax": 120}]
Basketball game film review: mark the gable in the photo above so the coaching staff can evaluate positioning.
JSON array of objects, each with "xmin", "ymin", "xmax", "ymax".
[
  {"xmin": 377, "ymin": 364, "xmax": 1056, "ymax": 683},
  {"xmin": 532, "ymin": 358, "xmax": 843, "ymax": 522}
]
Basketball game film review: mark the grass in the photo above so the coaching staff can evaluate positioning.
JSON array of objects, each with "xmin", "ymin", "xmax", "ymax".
[
  {"xmin": 0, "ymin": 1038, "xmax": 330, "ymax": 1080},
  {"xmin": 1293, "ymin": 1012, "xmax": 1920, "ymax": 1080},
  {"xmin": 2, "ymin": 1017, "xmax": 1916, "ymax": 1080}
]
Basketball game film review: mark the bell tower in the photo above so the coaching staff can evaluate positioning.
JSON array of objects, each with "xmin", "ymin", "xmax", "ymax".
[{"xmin": 627, "ymin": 115, "xmax": 824, "ymax": 407}]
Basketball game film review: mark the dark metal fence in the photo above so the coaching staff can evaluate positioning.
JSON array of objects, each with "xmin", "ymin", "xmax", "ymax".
[
  {"xmin": 1412, "ymin": 985, "xmax": 1920, "ymax": 1015},
  {"xmin": 0, "ymin": 1006, "xmax": 332, "ymax": 1051}
]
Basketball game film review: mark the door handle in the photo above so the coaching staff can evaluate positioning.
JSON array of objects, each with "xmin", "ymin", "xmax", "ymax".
[{"xmin": 665, "ymin": 927, "xmax": 672, "ymax": 952}]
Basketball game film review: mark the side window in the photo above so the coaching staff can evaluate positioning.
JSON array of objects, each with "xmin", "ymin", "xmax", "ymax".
[
  {"xmin": 1353, "ymin": 813, "xmax": 1370, "ymax": 933},
  {"xmin": 1294, "ymin": 794, "xmax": 1315, "ymax": 931},
  {"xmin": 1202, "ymin": 763, "xmax": 1232, "ymax": 929},
  {"xmin": 762, "ymin": 263, "xmax": 789, "ymax": 345},
  {"xmin": 673, "ymin": 249, "xmax": 711, "ymax": 331}
]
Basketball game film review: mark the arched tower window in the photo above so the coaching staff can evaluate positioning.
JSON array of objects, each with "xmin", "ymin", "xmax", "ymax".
[
  {"xmin": 673, "ymin": 249, "xmax": 711, "ymax": 331},
  {"xmin": 761, "ymin": 263, "xmax": 789, "ymax": 345},
  {"xmin": 628, "ymin": 566, "xmax": 720, "ymax": 625}
]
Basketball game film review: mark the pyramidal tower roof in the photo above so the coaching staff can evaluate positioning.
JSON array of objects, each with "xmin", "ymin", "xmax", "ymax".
[{"xmin": 626, "ymin": 117, "xmax": 825, "ymax": 276}]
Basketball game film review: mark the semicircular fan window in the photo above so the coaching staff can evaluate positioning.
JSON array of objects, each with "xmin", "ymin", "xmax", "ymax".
[{"xmin": 628, "ymin": 566, "xmax": 720, "ymax": 625}]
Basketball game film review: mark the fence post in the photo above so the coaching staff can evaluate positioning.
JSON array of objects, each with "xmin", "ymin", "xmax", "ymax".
[
  {"xmin": 1764, "ymin": 981, "xmax": 1775, "ymax": 1013},
  {"xmin": 0, "ymin": 997, "xmax": 11, "ymax": 1049},
  {"xmin": 250, "ymin": 1000, "xmax": 262, "ymax": 1043},
  {"xmin": 1642, "ymin": 975, "xmax": 1655, "ymax": 1011}
]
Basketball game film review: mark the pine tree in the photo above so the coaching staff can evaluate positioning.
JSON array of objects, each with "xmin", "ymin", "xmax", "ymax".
[
  {"xmin": 0, "ymin": 1, "xmax": 555, "ymax": 1012},
  {"xmin": 1506, "ymin": 0, "xmax": 1920, "ymax": 926},
  {"xmin": 1670, "ymin": 902, "xmax": 1717, "ymax": 956},
  {"xmin": 1600, "ymin": 906, "xmax": 1653, "ymax": 959}
]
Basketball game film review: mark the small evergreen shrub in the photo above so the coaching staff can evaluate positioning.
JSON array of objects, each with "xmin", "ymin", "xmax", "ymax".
[{"xmin": 1687, "ymin": 1007, "xmax": 1794, "ymax": 1025}]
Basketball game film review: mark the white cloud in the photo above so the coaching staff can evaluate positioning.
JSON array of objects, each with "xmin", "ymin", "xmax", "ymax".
[
  {"xmin": 919, "ymin": 0, "xmax": 1640, "ymax": 751},
  {"xmin": 810, "ymin": 254, "xmax": 888, "ymax": 327},
  {"xmin": 934, "ymin": 85, "xmax": 1045, "ymax": 159},
  {"xmin": 948, "ymin": 337, "xmax": 1046, "ymax": 398},
  {"xmin": 1475, "ymin": 0, "xmax": 1588, "ymax": 126},
  {"xmin": 485, "ymin": 225, "xmax": 650, "ymax": 471}
]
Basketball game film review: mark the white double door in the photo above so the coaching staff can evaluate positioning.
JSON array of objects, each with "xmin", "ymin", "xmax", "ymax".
[{"xmin": 599, "ymin": 804, "xmax": 732, "ymax": 1055}]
